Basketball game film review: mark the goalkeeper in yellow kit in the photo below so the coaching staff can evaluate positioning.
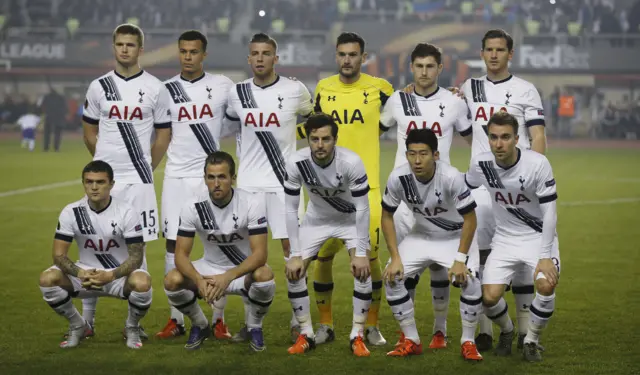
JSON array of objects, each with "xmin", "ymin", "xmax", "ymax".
[{"xmin": 297, "ymin": 32, "xmax": 393, "ymax": 348}]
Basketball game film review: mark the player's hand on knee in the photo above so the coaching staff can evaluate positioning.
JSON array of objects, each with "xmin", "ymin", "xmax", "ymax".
[
  {"xmin": 87, "ymin": 270, "xmax": 115, "ymax": 288},
  {"xmin": 351, "ymin": 256, "xmax": 370, "ymax": 282},
  {"xmin": 535, "ymin": 258, "xmax": 558, "ymax": 287},
  {"xmin": 448, "ymin": 261, "xmax": 468, "ymax": 286},
  {"xmin": 286, "ymin": 256, "xmax": 304, "ymax": 280},
  {"xmin": 196, "ymin": 277, "xmax": 210, "ymax": 301},
  {"xmin": 383, "ymin": 257, "xmax": 404, "ymax": 285}
]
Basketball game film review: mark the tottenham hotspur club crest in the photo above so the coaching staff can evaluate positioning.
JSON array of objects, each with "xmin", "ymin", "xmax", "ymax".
[
  {"xmin": 138, "ymin": 89, "xmax": 144, "ymax": 103},
  {"xmin": 435, "ymin": 190, "xmax": 443, "ymax": 204},
  {"xmin": 232, "ymin": 214, "xmax": 239, "ymax": 230},
  {"xmin": 277, "ymin": 94, "xmax": 284, "ymax": 109},
  {"xmin": 439, "ymin": 103, "xmax": 445, "ymax": 117},
  {"xmin": 519, "ymin": 176, "xmax": 526, "ymax": 191},
  {"xmin": 110, "ymin": 221, "xmax": 117, "ymax": 236},
  {"xmin": 206, "ymin": 86, "xmax": 212, "ymax": 99},
  {"xmin": 505, "ymin": 91, "xmax": 512, "ymax": 105},
  {"xmin": 336, "ymin": 173, "xmax": 344, "ymax": 187},
  {"xmin": 363, "ymin": 91, "xmax": 369, "ymax": 104}
]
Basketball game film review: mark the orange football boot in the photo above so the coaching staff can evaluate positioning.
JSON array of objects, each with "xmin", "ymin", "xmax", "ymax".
[{"xmin": 461, "ymin": 341, "xmax": 483, "ymax": 361}]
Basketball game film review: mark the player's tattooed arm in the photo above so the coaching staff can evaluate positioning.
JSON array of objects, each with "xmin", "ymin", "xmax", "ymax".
[
  {"xmin": 113, "ymin": 242, "xmax": 145, "ymax": 279},
  {"xmin": 53, "ymin": 239, "xmax": 81, "ymax": 277}
]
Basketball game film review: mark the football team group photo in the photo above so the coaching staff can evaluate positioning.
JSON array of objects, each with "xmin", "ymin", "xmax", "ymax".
[{"xmin": 34, "ymin": 22, "xmax": 563, "ymax": 365}]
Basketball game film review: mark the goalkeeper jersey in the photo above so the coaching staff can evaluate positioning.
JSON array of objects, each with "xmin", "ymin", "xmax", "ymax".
[{"xmin": 311, "ymin": 73, "xmax": 393, "ymax": 189}]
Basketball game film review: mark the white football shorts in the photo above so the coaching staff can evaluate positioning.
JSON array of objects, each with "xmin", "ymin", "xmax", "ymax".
[
  {"xmin": 471, "ymin": 187, "xmax": 496, "ymax": 251},
  {"xmin": 111, "ymin": 182, "xmax": 159, "ymax": 242},
  {"xmin": 47, "ymin": 262, "xmax": 149, "ymax": 299},
  {"xmin": 393, "ymin": 201, "xmax": 415, "ymax": 246},
  {"xmin": 482, "ymin": 234, "xmax": 561, "ymax": 286},
  {"xmin": 161, "ymin": 177, "xmax": 208, "ymax": 241}
]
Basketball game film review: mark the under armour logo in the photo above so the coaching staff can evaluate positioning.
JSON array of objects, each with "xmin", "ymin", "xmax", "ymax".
[
  {"xmin": 206, "ymin": 86, "xmax": 212, "ymax": 99},
  {"xmin": 110, "ymin": 221, "xmax": 117, "ymax": 235},
  {"xmin": 361, "ymin": 308, "xmax": 370, "ymax": 314},
  {"xmin": 435, "ymin": 190, "xmax": 442, "ymax": 204},
  {"xmin": 439, "ymin": 103, "xmax": 445, "ymax": 117},
  {"xmin": 138, "ymin": 89, "xmax": 144, "ymax": 103},
  {"xmin": 464, "ymin": 311, "xmax": 478, "ymax": 316},
  {"xmin": 522, "ymin": 304, "xmax": 530, "ymax": 310},
  {"xmin": 277, "ymin": 95, "xmax": 284, "ymax": 109},
  {"xmin": 232, "ymin": 214, "xmax": 239, "ymax": 230},
  {"xmin": 293, "ymin": 306, "xmax": 303, "ymax": 312},
  {"xmin": 327, "ymin": 96, "xmax": 336, "ymax": 101},
  {"xmin": 148, "ymin": 228, "xmax": 156, "ymax": 235},
  {"xmin": 174, "ymin": 94, "xmax": 184, "ymax": 101},
  {"xmin": 363, "ymin": 91, "xmax": 369, "ymax": 104},
  {"xmin": 393, "ymin": 311, "xmax": 403, "ymax": 316},
  {"xmin": 505, "ymin": 92, "xmax": 512, "ymax": 105},
  {"xmin": 107, "ymin": 92, "xmax": 116, "ymax": 100},
  {"xmin": 316, "ymin": 300, "xmax": 326, "ymax": 305},
  {"xmin": 519, "ymin": 176, "xmax": 526, "ymax": 191}
]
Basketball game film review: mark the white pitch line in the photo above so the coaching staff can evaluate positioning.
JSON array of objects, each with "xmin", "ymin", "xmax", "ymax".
[
  {"xmin": 0, "ymin": 180, "xmax": 77, "ymax": 198},
  {"xmin": 0, "ymin": 170, "xmax": 165, "ymax": 199},
  {"xmin": 560, "ymin": 197, "xmax": 640, "ymax": 206}
]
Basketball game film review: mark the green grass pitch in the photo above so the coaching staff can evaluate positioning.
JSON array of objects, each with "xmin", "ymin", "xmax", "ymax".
[{"xmin": 0, "ymin": 137, "xmax": 639, "ymax": 375}]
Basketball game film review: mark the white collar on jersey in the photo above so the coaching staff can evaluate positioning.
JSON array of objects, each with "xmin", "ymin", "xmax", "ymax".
[
  {"xmin": 252, "ymin": 75, "xmax": 280, "ymax": 89},
  {"xmin": 87, "ymin": 196, "xmax": 113, "ymax": 214},
  {"xmin": 413, "ymin": 86, "xmax": 440, "ymax": 100},
  {"xmin": 211, "ymin": 188, "xmax": 235, "ymax": 209}
]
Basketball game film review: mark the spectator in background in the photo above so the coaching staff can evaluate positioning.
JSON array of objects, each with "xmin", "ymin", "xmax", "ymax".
[
  {"xmin": 39, "ymin": 87, "xmax": 67, "ymax": 152},
  {"xmin": 17, "ymin": 106, "xmax": 40, "ymax": 152}
]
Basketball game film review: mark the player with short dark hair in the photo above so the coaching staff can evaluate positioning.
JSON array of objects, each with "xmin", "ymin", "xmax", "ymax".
[
  {"xmin": 466, "ymin": 112, "xmax": 560, "ymax": 362},
  {"xmin": 381, "ymin": 129, "xmax": 482, "ymax": 360},
  {"xmin": 301, "ymin": 31, "xmax": 394, "ymax": 347},
  {"xmin": 284, "ymin": 113, "xmax": 373, "ymax": 356},
  {"xmin": 39, "ymin": 160, "xmax": 151, "ymax": 349},
  {"xmin": 461, "ymin": 28, "xmax": 548, "ymax": 350},
  {"xmin": 80, "ymin": 23, "xmax": 171, "ymax": 340},
  {"xmin": 166, "ymin": 151, "xmax": 275, "ymax": 351},
  {"xmin": 155, "ymin": 29, "xmax": 236, "ymax": 341},
  {"xmin": 224, "ymin": 32, "xmax": 313, "ymax": 342}
]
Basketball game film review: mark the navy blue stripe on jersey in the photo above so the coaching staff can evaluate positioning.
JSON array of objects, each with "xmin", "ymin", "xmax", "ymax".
[
  {"xmin": 352, "ymin": 185, "xmax": 370, "ymax": 198},
  {"xmin": 478, "ymin": 80, "xmax": 487, "ymax": 102},
  {"xmin": 255, "ymin": 131, "xmax": 286, "ymax": 185},
  {"xmin": 284, "ymin": 187, "xmax": 300, "ymax": 196},
  {"xmin": 82, "ymin": 115, "xmax": 99, "ymax": 125},
  {"xmin": 117, "ymin": 122, "xmax": 153, "ymax": 184},
  {"xmin": 54, "ymin": 233, "xmax": 74, "ymax": 242},
  {"xmin": 189, "ymin": 123, "xmax": 217, "ymax": 154},
  {"xmin": 526, "ymin": 119, "xmax": 545, "ymax": 127},
  {"xmin": 398, "ymin": 175, "xmax": 423, "ymax": 205},
  {"xmin": 125, "ymin": 235, "xmax": 144, "ymax": 244},
  {"xmin": 408, "ymin": 92, "xmax": 422, "ymax": 116},
  {"xmin": 506, "ymin": 207, "xmax": 543, "ymax": 233},
  {"xmin": 458, "ymin": 201, "xmax": 477, "ymax": 215},
  {"xmin": 295, "ymin": 159, "xmax": 322, "ymax": 187},
  {"xmin": 249, "ymin": 227, "xmax": 268, "ymax": 235},
  {"xmin": 95, "ymin": 253, "xmax": 120, "ymax": 269},
  {"xmin": 177, "ymin": 229, "xmax": 195, "ymax": 238},
  {"xmin": 237, "ymin": 83, "xmax": 257, "ymax": 109},
  {"xmin": 381, "ymin": 200, "xmax": 398, "ymax": 213},
  {"xmin": 219, "ymin": 245, "xmax": 246, "ymax": 265},
  {"xmin": 322, "ymin": 197, "xmax": 356, "ymax": 213},
  {"xmin": 194, "ymin": 201, "xmax": 218, "ymax": 230},
  {"xmin": 471, "ymin": 79, "xmax": 487, "ymax": 103},
  {"xmin": 426, "ymin": 217, "xmax": 464, "ymax": 231},
  {"xmin": 465, "ymin": 174, "xmax": 479, "ymax": 189},
  {"xmin": 99, "ymin": 76, "xmax": 122, "ymax": 101},
  {"xmin": 479, "ymin": 161, "xmax": 505, "ymax": 189},
  {"xmin": 539, "ymin": 193, "xmax": 558, "ymax": 204},
  {"xmin": 73, "ymin": 206, "xmax": 96, "ymax": 235},
  {"xmin": 165, "ymin": 81, "xmax": 191, "ymax": 104},
  {"xmin": 399, "ymin": 92, "xmax": 421, "ymax": 117}
]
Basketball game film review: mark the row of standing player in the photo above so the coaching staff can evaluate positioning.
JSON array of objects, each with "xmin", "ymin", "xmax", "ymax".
[{"xmin": 37, "ymin": 24, "xmax": 560, "ymax": 362}]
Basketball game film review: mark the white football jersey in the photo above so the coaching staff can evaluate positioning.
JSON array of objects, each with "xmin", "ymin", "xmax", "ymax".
[
  {"xmin": 226, "ymin": 76, "xmax": 314, "ymax": 192},
  {"xmin": 54, "ymin": 196, "xmax": 146, "ymax": 270},
  {"xmin": 177, "ymin": 188, "xmax": 268, "ymax": 269},
  {"xmin": 83, "ymin": 70, "xmax": 172, "ymax": 184},
  {"xmin": 163, "ymin": 73, "xmax": 234, "ymax": 178},
  {"xmin": 383, "ymin": 161, "xmax": 477, "ymax": 239},
  {"xmin": 465, "ymin": 149, "xmax": 557, "ymax": 239},
  {"xmin": 284, "ymin": 146, "xmax": 370, "ymax": 223},
  {"xmin": 461, "ymin": 75, "xmax": 545, "ymax": 158},
  {"xmin": 380, "ymin": 87, "xmax": 472, "ymax": 167}
]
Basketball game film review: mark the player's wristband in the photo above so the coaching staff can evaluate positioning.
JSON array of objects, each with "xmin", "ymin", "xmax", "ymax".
[{"xmin": 455, "ymin": 252, "xmax": 468, "ymax": 264}]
